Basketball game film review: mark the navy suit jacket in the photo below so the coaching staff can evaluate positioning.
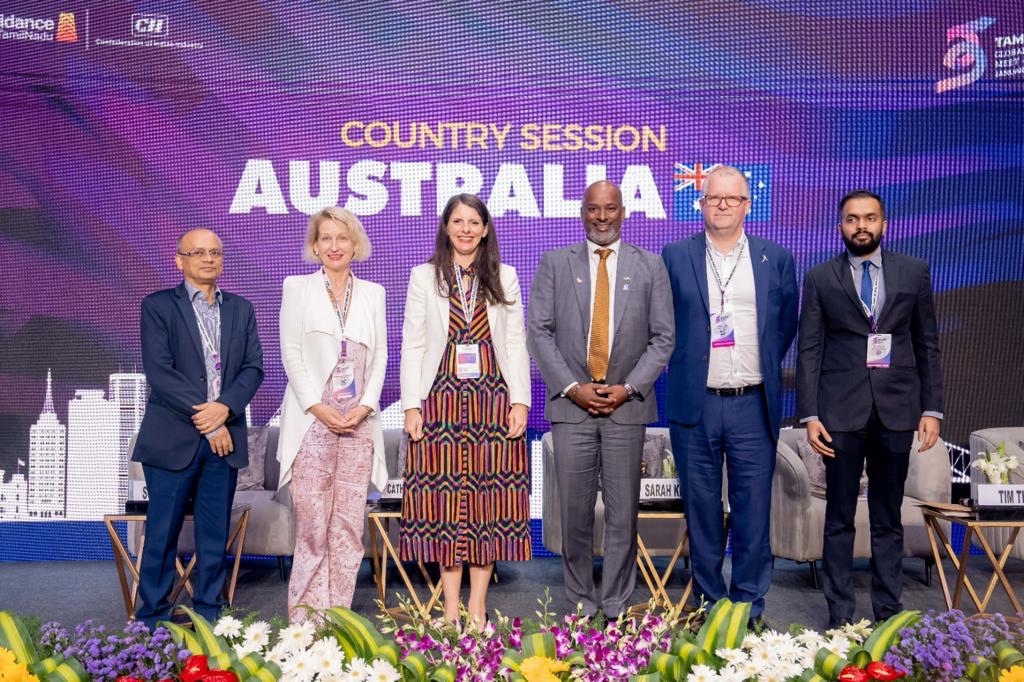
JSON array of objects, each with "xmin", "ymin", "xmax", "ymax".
[
  {"xmin": 661, "ymin": 232, "xmax": 798, "ymax": 440},
  {"xmin": 133, "ymin": 283, "xmax": 264, "ymax": 471},
  {"xmin": 796, "ymin": 250, "xmax": 943, "ymax": 432}
]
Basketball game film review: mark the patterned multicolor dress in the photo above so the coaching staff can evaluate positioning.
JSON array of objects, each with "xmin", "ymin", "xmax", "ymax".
[{"xmin": 400, "ymin": 285, "xmax": 531, "ymax": 565}]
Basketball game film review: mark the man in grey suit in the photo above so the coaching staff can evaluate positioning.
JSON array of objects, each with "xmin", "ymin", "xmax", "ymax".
[{"xmin": 527, "ymin": 180, "xmax": 674, "ymax": 619}]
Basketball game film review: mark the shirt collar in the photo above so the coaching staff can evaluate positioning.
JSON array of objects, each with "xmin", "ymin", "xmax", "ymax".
[
  {"xmin": 707, "ymin": 230, "xmax": 747, "ymax": 257},
  {"xmin": 587, "ymin": 238, "xmax": 620, "ymax": 255},
  {"xmin": 184, "ymin": 281, "xmax": 223, "ymax": 305},
  {"xmin": 848, "ymin": 248, "xmax": 882, "ymax": 270}
]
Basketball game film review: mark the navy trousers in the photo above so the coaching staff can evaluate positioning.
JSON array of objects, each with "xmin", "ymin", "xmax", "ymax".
[
  {"xmin": 136, "ymin": 438, "xmax": 238, "ymax": 630},
  {"xmin": 670, "ymin": 389, "xmax": 776, "ymax": 617}
]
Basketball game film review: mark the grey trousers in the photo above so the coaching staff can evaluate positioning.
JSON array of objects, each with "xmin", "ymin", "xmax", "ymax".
[{"xmin": 551, "ymin": 419, "xmax": 645, "ymax": 617}]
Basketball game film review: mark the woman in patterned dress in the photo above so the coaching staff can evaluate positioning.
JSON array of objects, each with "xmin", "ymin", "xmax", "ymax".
[
  {"xmin": 399, "ymin": 193, "xmax": 532, "ymax": 628},
  {"xmin": 277, "ymin": 207, "xmax": 388, "ymax": 622}
]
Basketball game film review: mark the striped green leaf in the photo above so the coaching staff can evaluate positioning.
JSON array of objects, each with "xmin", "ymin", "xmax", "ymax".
[
  {"xmin": 400, "ymin": 650, "xmax": 431, "ymax": 681},
  {"xmin": 179, "ymin": 606, "xmax": 232, "ymax": 657},
  {"xmin": 161, "ymin": 620, "xmax": 204, "ymax": 654},
  {"xmin": 520, "ymin": 632, "xmax": 557, "ymax": 659},
  {"xmin": 428, "ymin": 663, "xmax": 456, "ymax": 682},
  {"xmin": 812, "ymin": 647, "xmax": 849, "ymax": 679},
  {"xmin": 0, "ymin": 610, "xmax": 40, "ymax": 664}
]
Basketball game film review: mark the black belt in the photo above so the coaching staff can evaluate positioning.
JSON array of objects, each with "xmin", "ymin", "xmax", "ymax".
[{"xmin": 706, "ymin": 383, "xmax": 762, "ymax": 397}]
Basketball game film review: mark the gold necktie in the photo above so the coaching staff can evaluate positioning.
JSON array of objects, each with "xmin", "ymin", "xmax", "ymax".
[{"xmin": 587, "ymin": 247, "xmax": 612, "ymax": 382}]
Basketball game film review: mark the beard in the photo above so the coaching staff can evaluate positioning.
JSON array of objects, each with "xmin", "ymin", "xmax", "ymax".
[
  {"xmin": 843, "ymin": 230, "xmax": 882, "ymax": 256},
  {"xmin": 586, "ymin": 225, "xmax": 621, "ymax": 246}
]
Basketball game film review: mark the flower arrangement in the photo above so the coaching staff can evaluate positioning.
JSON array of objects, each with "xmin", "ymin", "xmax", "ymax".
[
  {"xmin": 973, "ymin": 442, "xmax": 1020, "ymax": 485},
  {"xmin": 36, "ymin": 619, "xmax": 187, "ymax": 682}
]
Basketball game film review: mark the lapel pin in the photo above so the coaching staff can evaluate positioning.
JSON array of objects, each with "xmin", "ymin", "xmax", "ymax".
[
  {"xmin": 761, "ymin": 254, "xmax": 768, "ymax": 263},
  {"xmin": 576, "ymin": 276, "xmax": 583, "ymax": 284}
]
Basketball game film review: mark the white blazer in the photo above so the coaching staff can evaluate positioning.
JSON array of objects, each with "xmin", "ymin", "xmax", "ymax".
[
  {"xmin": 400, "ymin": 262, "xmax": 531, "ymax": 411},
  {"xmin": 277, "ymin": 271, "xmax": 388, "ymax": 491}
]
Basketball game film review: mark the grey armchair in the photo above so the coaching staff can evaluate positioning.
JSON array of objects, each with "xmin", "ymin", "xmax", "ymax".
[
  {"xmin": 770, "ymin": 427, "xmax": 951, "ymax": 586},
  {"xmin": 969, "ymin": 427, "xmax": 1024, "ymax": 560}
]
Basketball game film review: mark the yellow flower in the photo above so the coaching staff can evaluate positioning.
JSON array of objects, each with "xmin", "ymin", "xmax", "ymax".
[
  {"xmin": 1000, "ymin": 666, "xmax": 1024, "ymax": 682},
  {"xmin": 0, "ymin": 648, "xmax": 17, "ymax": 667},
  {"xmin": 0, "ymin": 649, "xmax": 39, "ymax": 682},
  {"xmin": 519, "ymin": 655, "xmax": 570, "ymax": 681}
]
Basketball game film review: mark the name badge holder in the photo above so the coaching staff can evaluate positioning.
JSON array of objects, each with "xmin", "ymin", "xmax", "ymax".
[
  {"xmin": 706, "ymin": 239, "xmax": 745, "ymax": 348},
  {"xmin": 453, "ymin": 264, "xmax": 481, "ymax": 380},
  {"xmin": 859, "ymin": 269, "xmax": 891, "ymax": 368},
  {"xmin": 325, "ymin": 272, "xmax": 358, "ymax": 400},
  {"xmin": 191, "ymin": 298, "xmax": 222, "ymax": 396}
]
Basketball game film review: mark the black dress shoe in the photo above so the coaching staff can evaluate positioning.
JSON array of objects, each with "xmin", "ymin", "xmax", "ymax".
[{"xmin": 827, "ymin": 617, "xmax": 853, "ymax": 629}]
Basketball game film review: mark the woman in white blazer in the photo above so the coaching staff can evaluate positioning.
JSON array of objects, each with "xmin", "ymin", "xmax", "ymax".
[
  {"xmin": 399, "ymin": 193, "xmax": 531, "ymax": 629},
  {"xmin": 277, "ymin": 207, "xmax": 388, "ymax": 621}
]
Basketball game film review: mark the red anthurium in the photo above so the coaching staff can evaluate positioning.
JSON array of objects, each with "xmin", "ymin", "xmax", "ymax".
[
  {"xmin": 180, "ymin": 654, "xmax": 209, "ymax": 682},
  {"xmin": 201, "ymin": 670, "xmax": 239, "ymax": 682},
  {"xmin": 867, "ymin": 661, "xmax": 906, "ymax": 680},
  {"xmin": 838, "ymin": 665, "xmax": 870, "ymax": 682},
  {"xmin": 114, "ymin": 677, "xmax": 144, "ymax": 682}
]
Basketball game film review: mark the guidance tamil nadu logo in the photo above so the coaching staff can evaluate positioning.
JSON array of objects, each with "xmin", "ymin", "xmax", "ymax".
[
  {"xmin": 936, "ymin": 17, "xmax": 995, "ymax": 93},
  {"xmin": 0, "ymin": 10, "xmax": 77, "ymax": 42}
]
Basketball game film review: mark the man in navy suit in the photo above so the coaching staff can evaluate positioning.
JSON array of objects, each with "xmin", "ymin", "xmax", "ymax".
[
  {"xmin": 797, "ymin": 190, "xmax": 942, "ymax": 628},
  {"xmin": 133, "ymin": 228, "xmax": 263, "ymax": 629},
  {"xmin": 661, "ymin": 165, "xmax": 798, "ymax": 623}
]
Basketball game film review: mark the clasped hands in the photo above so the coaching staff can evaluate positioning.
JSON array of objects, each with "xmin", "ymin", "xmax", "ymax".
[
  {"xmin": 309, "ymin": 403, "xmax": 372, "ymax": 434},
  {"xmin": 570, "ymin": 382, "xmax": 629, "ymax": 415},
  {"xmin": 192, "ymin": 401, "xmax": 232, "ymax": 456}
]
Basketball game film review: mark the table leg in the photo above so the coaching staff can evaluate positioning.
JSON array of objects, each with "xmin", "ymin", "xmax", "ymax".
[
  {"xmin": 973, "ymin": 527, "xmax": 1023, "ymax": 612},
  {"xmin": 924, "ymin": 515, "xmax": 953, "ymax": 609},
  {"xmin": 104, "ymin": 518, "xmax": 136, "ymax": 619}
]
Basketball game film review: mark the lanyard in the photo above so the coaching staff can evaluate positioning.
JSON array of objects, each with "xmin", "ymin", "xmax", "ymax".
[
  {"xmin": 453, "ymin": 264, "xmax": 479, "ymax": 334},
  {"xmin": 705, "ymin": 238, "xmax": 746, "ymax": 314},
  {"xmin": 857, "ymin": 263, "xmax": 880, "ymax": 334},
  {"xmin": 190, "ymin": 297, "xmax": 221, "ymax": 369},
  {"xmin": 324, "ymin": 271, "xmax": 354, "ymax": 356}
]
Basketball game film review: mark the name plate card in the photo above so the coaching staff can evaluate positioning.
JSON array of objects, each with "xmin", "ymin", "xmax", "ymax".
[
  {"xmin": 976, "ymin": 484, "xmax": 1024, "ymax": 507},
  {"xmin": 381, "ymin": 478, "xmax": 404, "ymax": 500},
  {"xmin": 640, "ymin": 478, "xmax": 681, "ymax": 501}
]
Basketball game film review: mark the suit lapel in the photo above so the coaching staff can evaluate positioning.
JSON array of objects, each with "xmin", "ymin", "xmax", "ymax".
[
  {"xmin": 875, "ymin": 249, "xmax": 900, "ymax": 329},
  {"xmin": 174, "ymin": 284, "xmax": 205, "ymax": 366},
  {"xmin": 688, "ymin": 234, "xmax": 710, "ymax": 317},
  {"xmin": 218, "ymin": 293, "xmax": 235, "ymax": 370},
  {"xmin": 751, "ymin": 236, "xmax": 768, "ymax": 340},
  {"xmin": 434, "ymin": 269, "xmax": 450, "ymax": 333},
  {"xmin": 568, "ymin": 242, "xmax": 591, "ymax": 333},
  {"xmin": 612, "ymin": 243, "xmax": 634, "ymax": 335},
  {"xmin": 830, "ymin": 253, "xmax": 866, "ymax": 323}
]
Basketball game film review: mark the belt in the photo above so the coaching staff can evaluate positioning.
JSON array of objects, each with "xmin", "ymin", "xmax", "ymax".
[{"xmin": 706, "ymin": 383, "xmax": 762, "ymax": 397}]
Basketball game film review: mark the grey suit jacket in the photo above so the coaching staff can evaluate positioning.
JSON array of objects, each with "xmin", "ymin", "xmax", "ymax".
[{"xmin": 527, "ymin": 240, "xmax": 675, "ymax": 424}]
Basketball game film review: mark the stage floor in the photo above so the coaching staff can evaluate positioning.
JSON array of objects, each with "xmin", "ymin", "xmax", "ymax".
[{"xmin": 2, "ymin": 554, "xmax": 1021, "ymax": 631}]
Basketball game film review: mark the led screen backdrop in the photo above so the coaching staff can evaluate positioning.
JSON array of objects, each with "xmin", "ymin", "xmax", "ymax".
[{"xmin": 1, "ymin": 2, "xmax": 1022, "ymax": 556}]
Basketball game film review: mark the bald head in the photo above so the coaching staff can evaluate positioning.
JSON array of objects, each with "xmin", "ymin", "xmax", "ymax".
[
  {"xmin": 581, "ymin": 180, "xmax": 624, "ymax": 246},
  {"xmin": 175, "ymin": 228, "xmax": 224, "ymax": 289}
]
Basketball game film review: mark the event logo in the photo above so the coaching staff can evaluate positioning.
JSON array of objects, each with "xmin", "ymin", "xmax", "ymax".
[
  {"xmin": 936, "ymin": 16, "xmax": 996, "ymax": 93},
  {"xmin": 131, "ymin": 13, "xmax": 168, "ymax": 37},
  {"xmin": 672, "ymin": 163, "xmax": 771, "ymax": 221},
  {"xmin": 55, "ymin": 12, "xmax": 76, "ymax": 42}
]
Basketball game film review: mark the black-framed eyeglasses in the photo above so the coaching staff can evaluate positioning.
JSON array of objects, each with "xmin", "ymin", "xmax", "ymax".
[
  {"xmin": 701, "ymin": 195, "xmax": 749, "ymax": 208},
  {"xmin": 177, "ymin": 249, "xmax": 224, "ymax": 259}
]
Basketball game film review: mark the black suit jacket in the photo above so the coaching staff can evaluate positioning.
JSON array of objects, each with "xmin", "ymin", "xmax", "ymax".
[
  {"xmin": 133, "ymin": 283, "xmax": 264, "ymax": 470},
  {"xmin": 796, "ymin": 249, "xmax": 943, "ymax": 432}
]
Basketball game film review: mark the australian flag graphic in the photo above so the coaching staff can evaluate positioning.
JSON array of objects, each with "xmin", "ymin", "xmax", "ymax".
[{"xmin": 672, "ymin": 162, "xmax": 772, "ymax": 221}]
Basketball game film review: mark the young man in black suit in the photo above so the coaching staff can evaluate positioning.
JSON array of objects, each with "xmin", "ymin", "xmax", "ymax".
[{"xmin": 796, "ymin": 190, "xmax": 943, "ymax": 628}]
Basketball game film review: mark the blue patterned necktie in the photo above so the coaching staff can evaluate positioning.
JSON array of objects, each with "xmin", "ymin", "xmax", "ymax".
[{"xmin": 859, "ymin": 261, "xmax": 873, "ymax": 313}]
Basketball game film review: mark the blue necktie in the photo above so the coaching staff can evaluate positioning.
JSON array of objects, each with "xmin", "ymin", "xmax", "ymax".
[{"xmin": 859, "ymin": 261, "xmax": 873, "ymax": 313}]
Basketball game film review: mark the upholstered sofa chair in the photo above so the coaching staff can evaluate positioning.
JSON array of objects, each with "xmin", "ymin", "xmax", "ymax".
[
  {"xmin": 770, "ymin": 427, "xmax": 950, "ymax": 586},
  {"xmin": 969, "ymin": 427, "xmax": 1024, "ymax": 560}
]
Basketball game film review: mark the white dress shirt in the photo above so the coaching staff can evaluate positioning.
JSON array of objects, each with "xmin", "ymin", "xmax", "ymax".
[{"xmin": 705, "ymin": 232, "xmax": 762, "ymax": 389}]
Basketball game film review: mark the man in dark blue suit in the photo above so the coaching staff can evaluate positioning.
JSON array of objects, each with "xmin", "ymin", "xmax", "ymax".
[
  {"xmin": 797, "ymin": 190, "xmax": 942, "ymax": 628},
  {"xmin": 133, "ymin": 228, "xmax": 263, "ymax": 629},
  {"xmin": 661, "ymin": 165, "xmax": 798, "ymax": 622}
]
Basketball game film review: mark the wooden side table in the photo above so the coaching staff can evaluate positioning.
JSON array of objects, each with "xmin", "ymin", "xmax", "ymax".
[
  {"xmin": 366, "ymin": 507, "xmax": 442, "ymax": 620},
  {"xmin": 921, "ymin": 506, "xmax": 1023, "ymax": 613},
  {"xmin": 103, "ymin": 505, "xmax": 250, "ymax": 619}
]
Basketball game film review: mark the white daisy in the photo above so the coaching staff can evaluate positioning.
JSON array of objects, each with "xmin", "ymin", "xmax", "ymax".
[
  {"xmin": 280, "ymin": 621, "xmax": 317, "ymax": 652},
  {"xmin": 213, "ymin": 615, "xmax": 243, "ymax": 639},
  {"xmin": 281, "ymin": 648, "xmax": 316, "ymax": 682},
  {"xmin": 366, "ymin": 659, "xmax": 400, "ymax": 682},
  {"xmin": 243, "ymin": 620, "xmax": 272, "ymax": 650},
  {"xmin": 715, "ymin": 647, "xmax": 748, "ymax": 666},
  {"xmin": 687, "ymin": 664, "xmax": 721, "ymax": 682}
]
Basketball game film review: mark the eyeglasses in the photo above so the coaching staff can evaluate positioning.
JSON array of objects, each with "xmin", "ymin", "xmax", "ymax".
[
  {"xmin": 701, "ymin": 195, "xmax": 749, "ymax": 208},
  {"xmin": 177, "ymin": 249, "xmax": 224, "ymax": 259}
]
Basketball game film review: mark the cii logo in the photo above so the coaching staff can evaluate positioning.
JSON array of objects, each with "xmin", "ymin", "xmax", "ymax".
[
  {"xmin": 131, "ymin": 13, "xmax": 167, "ymax": 38},
  {"xmin": 55, "ymin": 12, "xmax": 76, "ymax": 41},
  {"xmin": 936, "ymin": 16, "xmax": 996, "ymax": 93}
]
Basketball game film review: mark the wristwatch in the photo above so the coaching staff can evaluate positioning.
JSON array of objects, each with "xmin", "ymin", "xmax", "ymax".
[{"xmin": 623, "ymin": 383, "xmax": 640, "ymax": 400}]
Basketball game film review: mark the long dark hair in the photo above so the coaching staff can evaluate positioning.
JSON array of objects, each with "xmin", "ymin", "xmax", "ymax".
[{"xmin": 428, "ymin": 194, "xmax": 511, "ymax": 306}]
